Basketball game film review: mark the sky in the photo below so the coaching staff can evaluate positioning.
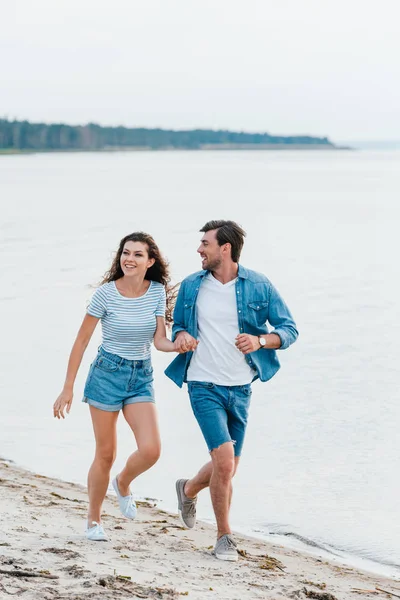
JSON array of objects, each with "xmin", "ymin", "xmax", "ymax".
[{"xmin": 1, "ymin": 0, "xmax": 399, "ymax": 142}]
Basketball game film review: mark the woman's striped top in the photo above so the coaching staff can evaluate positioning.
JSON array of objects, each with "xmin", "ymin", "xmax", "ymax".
[{"xmin": 87, "ymin": 280, "xmax": 166, "ymax": 360}]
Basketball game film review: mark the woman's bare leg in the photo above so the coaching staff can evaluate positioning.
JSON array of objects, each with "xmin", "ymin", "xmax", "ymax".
[
  {"xmin": 117, "ymin": 402, "xmax": 161, "ymax": 495},
  {"xmin": 87, "ymin": 406, "xmax": 119, "ymax": 523}
]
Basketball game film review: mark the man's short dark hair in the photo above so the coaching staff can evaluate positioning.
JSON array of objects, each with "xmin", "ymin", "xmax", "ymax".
[{"xmin": 200, "ymin": 220, "xmax": 246, "ymax": 263}]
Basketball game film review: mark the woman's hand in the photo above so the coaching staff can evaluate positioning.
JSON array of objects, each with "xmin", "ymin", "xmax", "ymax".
[
  {"xmin": 53, "ymin": 389, "xmax": 73, "ymax": 419},
  {"xmin": 174, "ymin": 332, "xmax": 199, "ymax": 353},
  {"xmin": 153, "ymin": 317, "xmax": 198, "ymax": 353}
]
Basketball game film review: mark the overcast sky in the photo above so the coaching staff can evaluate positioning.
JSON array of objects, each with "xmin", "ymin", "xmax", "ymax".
[{"xmin": 2, "ymin": 0, "xmax": 399, "ymax": 142}]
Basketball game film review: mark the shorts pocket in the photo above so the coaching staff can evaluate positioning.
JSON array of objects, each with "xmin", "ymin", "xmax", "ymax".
[
  {"xmin": 239, "ymin": 385, "xmax": 252, "ymax": 396},
  {"xmin": 95, "ymin": 355, "xmax": 119, "ymax": 372},
  {"xmin": 83, "ymin": 362, "xmax": 95, "ymax": 393},
  {"xmin": 189, "ymin": 381, "xmax": 215, "ymax": 389},
  {"xmin": 143, "ymin": 364, "xmax": 154, "ymax": 377}
]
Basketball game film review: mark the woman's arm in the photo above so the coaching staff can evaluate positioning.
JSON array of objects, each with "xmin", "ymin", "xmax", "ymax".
[
  {"xmin": 153, "ymin": 316, "xmax": 179, "ymax": 352},
  {"xmin": 53, "ymin": 314, "xmax": 99, "ymax": 419}
]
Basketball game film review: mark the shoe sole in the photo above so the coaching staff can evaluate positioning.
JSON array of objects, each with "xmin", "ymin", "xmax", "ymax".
[
  {"xmin": 214, "ymin": 552, "xmax": 238, "ymax": 562},
  {"xmin": 176, "ymin": 480, "xmax": 195, "ymax": 530}
]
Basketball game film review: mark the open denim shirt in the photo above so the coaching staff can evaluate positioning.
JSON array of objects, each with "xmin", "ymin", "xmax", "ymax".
[{"xmin": 164, "ymin": 265, "xmax": 298, "ymax": 388}]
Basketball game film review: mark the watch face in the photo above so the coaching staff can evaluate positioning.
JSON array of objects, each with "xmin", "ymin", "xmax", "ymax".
[{"xmin": 259, "ymin": 337, "xmax": 266, "ymax": 346}]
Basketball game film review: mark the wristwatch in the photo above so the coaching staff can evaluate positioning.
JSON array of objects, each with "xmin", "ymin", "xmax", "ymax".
[{"xmin": 258, "ymin": 336, "xmax": 266, "ymax": 348}]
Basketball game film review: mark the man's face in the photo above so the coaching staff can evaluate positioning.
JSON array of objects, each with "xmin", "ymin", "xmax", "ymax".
[{"xmin": 197, "ymin": 229, "xmax": 223, "ymax": 271}]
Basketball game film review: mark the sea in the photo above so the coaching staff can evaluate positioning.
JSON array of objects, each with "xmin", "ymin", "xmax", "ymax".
[{"xmin": 0, "ymin": 149, "xmax": 399, "ymax": 577}]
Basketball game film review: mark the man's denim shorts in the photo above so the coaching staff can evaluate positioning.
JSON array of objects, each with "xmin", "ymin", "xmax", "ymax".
[
  {"xmin": 83, "ymin": 347, "xmax": 155, "ymax": 412},
  {"xmin": 187, "ymin": 381, "xmax": 252, "ymax": 457}
]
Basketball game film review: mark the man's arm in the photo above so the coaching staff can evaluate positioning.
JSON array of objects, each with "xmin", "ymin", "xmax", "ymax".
[
  {"xmin": 267, "ymin": 284, "xmax": 298, "ymax": 350},
  {"xmin": 235, "ymin": 282, "xmax": 298, "ymax": 355},
  {"xmin": 235, "ymin": 331, "xmax": 281, "ymax": 354},
  {"xmin": 171, "ymin": 282, "xmax": 187, "ymax": 342},
  {"xmin": 171, "ymin": 281, "xmax": 198, "ymax": 353}
]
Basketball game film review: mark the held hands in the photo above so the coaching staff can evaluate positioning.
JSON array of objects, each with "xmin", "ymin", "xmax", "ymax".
[
  {"xmin": 174, "ymin": 331, "xmax": 199, "ymax": 354},
  {"xmin": 235, "ymin": 333, "xmax": 260, "ymax": 355},
  {"xmin": 53, "ymin": 389, "xmax": 73, "ymax": 419}
]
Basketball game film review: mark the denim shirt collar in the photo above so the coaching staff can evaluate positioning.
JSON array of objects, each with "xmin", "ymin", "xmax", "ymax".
[{"xmin": 199, "ymin": 264, "xmax": 248, "ymax": 280}]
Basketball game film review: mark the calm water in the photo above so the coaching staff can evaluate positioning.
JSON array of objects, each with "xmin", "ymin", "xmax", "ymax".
[{"xmin": 1, "ymin": 150, "xmax": 399, "ymax": 576}]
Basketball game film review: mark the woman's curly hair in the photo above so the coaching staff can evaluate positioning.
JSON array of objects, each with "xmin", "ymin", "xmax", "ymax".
[{"xmin": 100, "ymin": 232, "xmax": 176, "ymax": 324}]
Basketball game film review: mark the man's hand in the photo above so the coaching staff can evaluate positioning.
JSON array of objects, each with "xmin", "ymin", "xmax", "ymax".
[
  {"xmin": 174, "ymin": 331, "xmax": 199, "ymax": 353},
  {"xmin": 235, "ymin": 333, "xmax": 260, "ymax": 355}
]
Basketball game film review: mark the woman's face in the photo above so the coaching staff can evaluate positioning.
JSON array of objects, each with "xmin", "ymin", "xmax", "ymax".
[{"xmin": 120, "ymin": 241, "xmax": 155, "ymax": 278}]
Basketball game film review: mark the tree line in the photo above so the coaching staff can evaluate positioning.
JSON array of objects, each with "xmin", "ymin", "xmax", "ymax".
[{"xmin": 0, "ymin": 119, "xmax": 334, "ymax": 151}]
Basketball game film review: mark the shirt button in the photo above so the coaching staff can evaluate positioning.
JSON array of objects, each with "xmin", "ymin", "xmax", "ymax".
[
  {"xmin": 257, "ymin": 306, "xmax": 260, "ymax": 309},
  {"xmin": 238, "ymin": 310, "xmax": 241, "ymax": 313}
]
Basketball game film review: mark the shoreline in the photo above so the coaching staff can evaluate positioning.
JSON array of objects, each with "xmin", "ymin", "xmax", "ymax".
[
  {"xmin": 7, "ymin": 454, "xmax": 398, "ymax": 581},
  {"xmin": 1, "ymin": 457, "xmax": 399, "ymax": 599},
  {"xmin": 0, "ymin": 144, "xmax": 351, "ymax": 155}
]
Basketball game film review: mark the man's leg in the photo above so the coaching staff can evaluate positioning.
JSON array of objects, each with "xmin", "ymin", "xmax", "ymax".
[
  {"xmin": 209, "ymin": 441, "xmax": 235, "ymax": 538},
  {"xmin": 184, "ymin": 461, "xmax": 212, "ymax": 497},
  {"xmin": 180, "ymin": 443, "xmax": 237, "ymax": 540},
  {"xmin": 177, "ymin": 456, "xmax": 239, "ymax": 530},
  {"xmin": 178, "ymin": 382, "xmax": 246, "ymax": 546},
  {"xmin": 208, "ymin": 386, "xmax": 251, "ymax": 560},
  {"xmin": 185, "ymin": 456, "xmax": 240, "ymax": 499},
  {"xmin": 178, "ymin": 382, "xmax": 228, "ymax": 528}
]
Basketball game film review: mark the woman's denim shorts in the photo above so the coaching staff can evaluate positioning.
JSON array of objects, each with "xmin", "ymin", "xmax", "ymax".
[
  {"xmin": 187, "ymin": 381, "xmax": 252, "ymax": 457},
  {"xmin": 83, "ymin": 347, "xmax": 155, "ymax": 412}
]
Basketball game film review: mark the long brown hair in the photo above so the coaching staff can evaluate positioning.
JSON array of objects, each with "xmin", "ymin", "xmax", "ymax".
[{"xmin": 100, "ymin": 232, "xmax": 175, "ymax": 324}]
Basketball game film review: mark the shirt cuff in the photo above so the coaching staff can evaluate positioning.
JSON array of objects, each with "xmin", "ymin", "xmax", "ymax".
[
  {"xmin": 172, "ymin": 327, "xmax": 187, "ymax": 343},
  {"xmin": 271, "ymin": 329, "xmax": 288, "ymax": 350}
]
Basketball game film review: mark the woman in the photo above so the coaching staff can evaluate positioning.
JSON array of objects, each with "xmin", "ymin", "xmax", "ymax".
[{"xmin": 53, "ymin": 232, "xmax": 182, "ymax": 542}]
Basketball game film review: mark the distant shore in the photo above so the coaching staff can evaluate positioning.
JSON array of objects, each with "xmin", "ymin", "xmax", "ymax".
[
  {"xmin": 0, "ymin": 119, "xmax": 339, "ymax": 154},
  {"xmin": 0, "ymin": 456, "xmax": 398, "ymax": 600},
  {"xmin": 0, "ymin": 144, "xmax": 352, "ymax": 155}
]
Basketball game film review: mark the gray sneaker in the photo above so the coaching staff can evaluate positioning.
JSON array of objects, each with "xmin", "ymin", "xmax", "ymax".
[
  {"xmin": 176, "ymin": 479, "xmax": 197, "ymax": 529},
  {"xmin": 212, "ymin": 534, "xmax": 238, "ymax": 562}
]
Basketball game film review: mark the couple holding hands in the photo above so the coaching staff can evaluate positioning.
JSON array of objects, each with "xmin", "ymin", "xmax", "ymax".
[{"xmin": 53, "ymin": 219, "xmax": 298, "ymax": 562}]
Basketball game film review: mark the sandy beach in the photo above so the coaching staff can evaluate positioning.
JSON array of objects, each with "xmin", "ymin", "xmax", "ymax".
[{"xmin": 0, "ymin": 457, "xmax": 399, "ymax": 599}]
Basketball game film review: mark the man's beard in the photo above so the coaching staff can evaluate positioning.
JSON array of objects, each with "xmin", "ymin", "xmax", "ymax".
[{"xmin": 204, "ymin": 257, "xmax": 222, "ymax": 271}]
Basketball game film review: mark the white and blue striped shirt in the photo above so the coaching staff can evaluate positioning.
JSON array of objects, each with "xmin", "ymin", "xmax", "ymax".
[{"xmin": 87, "ymin": 280, "xmax": 166, "ymax": 360}]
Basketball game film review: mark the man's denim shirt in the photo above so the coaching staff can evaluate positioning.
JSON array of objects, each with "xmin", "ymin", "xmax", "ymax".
[{"xmin": 164, "ymin": 265, "xmax": 298, "ymax": 388}]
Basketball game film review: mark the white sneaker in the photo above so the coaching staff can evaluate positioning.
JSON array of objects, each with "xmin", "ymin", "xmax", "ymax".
[
  {"xmin": 112, "ymin": 476, "xmax": 137, "ymax": 519},
  {"xmin": 85, "ymin": 521, "xmax": 108, "ymax": 542}
]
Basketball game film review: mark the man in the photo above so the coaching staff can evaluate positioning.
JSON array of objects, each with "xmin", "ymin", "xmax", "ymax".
[{"xmin": 165, "ymin": 220, "xmax": 298, "ymax": 561}]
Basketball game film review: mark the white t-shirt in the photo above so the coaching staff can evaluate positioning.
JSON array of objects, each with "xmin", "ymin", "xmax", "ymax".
[
  {"xmin": 87, "ymin": 280, "xmax": 166, "ymax": 360},
  {"xmin": 187, "ymin": 273, "xmax": 256, "ymax": 385}
]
